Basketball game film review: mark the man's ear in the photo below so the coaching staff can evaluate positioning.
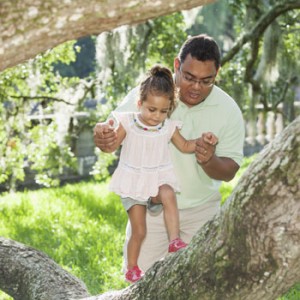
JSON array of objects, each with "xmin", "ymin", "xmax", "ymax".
[
  {"xmin": 174, "ymin": 58, "xmax": 180, "ymax": 72},
  {"xmin": 174, "ymin": 58, "xmax": 181, "ymax": 87},
  {"xmin": 137, "ymin": 99, "xmax": 142, "ymax": 108}
]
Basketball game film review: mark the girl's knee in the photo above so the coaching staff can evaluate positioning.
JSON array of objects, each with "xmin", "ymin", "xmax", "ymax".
[
  {"xmin": 159, "ymin": 184, "xmax": 176, "ymax": 201},
  {"xmin": 131, "ymin": 228, "xmax": 146, "ymax": 241}
]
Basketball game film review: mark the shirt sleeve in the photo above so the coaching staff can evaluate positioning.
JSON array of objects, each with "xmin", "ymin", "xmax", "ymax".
[
  {"xmin": 107, "ymin": 86, "xmax": 139, "ymax": 127},
  {"xmin": 111, "ymin": 112, "xmax": 131, "ymax": 133},
  {"xmin": 216, "ymin": 106, "xmax": 245, "ymax": 166},
  {"xmin": 115, "ymin": 86, "xmax": 140, "ymax": 113}
]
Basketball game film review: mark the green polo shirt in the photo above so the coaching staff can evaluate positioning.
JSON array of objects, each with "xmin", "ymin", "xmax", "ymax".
[{"xmin": 115, "ymin": 85, "xmax": 245, "ymax": 209}]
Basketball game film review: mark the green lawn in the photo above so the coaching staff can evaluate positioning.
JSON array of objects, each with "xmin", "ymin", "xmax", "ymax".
[
  {"xmin": 0, "ymin": 156, "xmax": 299, "ymax": 299},
  {"xmin": 0, "ymin": 180, "xmax": 129, "ymax": 299}
]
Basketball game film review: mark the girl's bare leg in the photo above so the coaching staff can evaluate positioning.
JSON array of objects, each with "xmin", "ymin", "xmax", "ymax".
[
  {"xmin": 127, "ymin": 205, "xmax": 147, "ymax": 269},
  {"xmin": 157, "ymin": 184, "xmax": 180, "ymax": 241}
]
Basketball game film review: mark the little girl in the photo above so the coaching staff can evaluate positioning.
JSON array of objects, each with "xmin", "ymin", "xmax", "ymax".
[{"xmin": 100, "ymin": 65, "xmax": 217, "ymax": 283}]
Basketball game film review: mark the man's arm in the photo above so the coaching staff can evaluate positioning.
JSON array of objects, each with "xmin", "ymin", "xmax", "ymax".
[
  {"xmin": 93, "ymin": 119, "xmax": 126, "ymax": 152},
  {"xmin": 93, "ymin": 120, "xmax": 117, "ymax": 153},
  {"xmin": 195, "ymin": 134, "xmax": 239, "ymax": 182},
  {"xmin": 93, "ymin": 86, "xmax": 139, "ymax": 152}
]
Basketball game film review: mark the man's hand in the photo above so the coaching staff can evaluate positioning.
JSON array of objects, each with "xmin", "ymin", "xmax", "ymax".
[
  {"xmin": 195, "ymin": 132, "xmax": 218, "ymax": 165},
  {"xmin": 93, "ymin": 119, "xmax": 117, "ymax": 153}
]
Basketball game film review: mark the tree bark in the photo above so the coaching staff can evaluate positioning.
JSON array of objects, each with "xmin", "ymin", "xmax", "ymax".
[
  {"xmin": 1, "ymin": 116, "xmax": 299, "ymax": 300},
  {"xmin": 0, "ymin": 0, "xmax": 213, "ymax": 72},
  {"xmin": 0, "ymin": 237, "xmax": 89, "ymax": 300},
  {"xmin": 82, "ymin": 117, "xmax": 300, "ymax": 300}
]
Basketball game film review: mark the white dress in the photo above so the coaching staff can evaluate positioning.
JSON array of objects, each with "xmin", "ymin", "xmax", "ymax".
[{"xmin": 109, "ymin": 112, "xmax": 182, "ymax": 202}]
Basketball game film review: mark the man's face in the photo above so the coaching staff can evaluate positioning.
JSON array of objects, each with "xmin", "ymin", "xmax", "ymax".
[{"xmin": 175, "ymin": 54, "xmax": 218, "ymax": 107}]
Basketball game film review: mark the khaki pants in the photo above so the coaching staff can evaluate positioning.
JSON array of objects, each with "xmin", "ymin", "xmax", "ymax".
[{"xmin": 123, "ymin": 193, "xmax": 221, "ymax": 272}]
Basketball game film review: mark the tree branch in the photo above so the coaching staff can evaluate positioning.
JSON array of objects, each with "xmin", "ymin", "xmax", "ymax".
[
  {"xmin": 0, "ymin": 237, "xmax": 90, "ymax": 300},
  {"xmin": 221, "ymin": 1, "xmax": 300, "ymax": 66},
  {"xmin": 85, "ymin": 116, "xmax": 300, "ymax": 300},
  {"xmin": 8, "ymin": 95, "xmax": 73, "ymax": 105}
]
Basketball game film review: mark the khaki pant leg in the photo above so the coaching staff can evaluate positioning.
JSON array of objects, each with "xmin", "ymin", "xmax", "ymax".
[{"xmin": 179, "ymin": 195, "xmax": 221, "ymax": 243}]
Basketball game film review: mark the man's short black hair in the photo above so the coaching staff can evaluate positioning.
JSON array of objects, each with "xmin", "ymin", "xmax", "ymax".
[{"xmin": 178, "ymin": 34, "xmax": 221, "ymax": 70}]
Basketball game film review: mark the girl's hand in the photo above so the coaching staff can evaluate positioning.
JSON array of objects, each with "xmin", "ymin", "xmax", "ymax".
[{"xmin": 203, "ymin": 132, "xmax": 218, "ymax": 146}]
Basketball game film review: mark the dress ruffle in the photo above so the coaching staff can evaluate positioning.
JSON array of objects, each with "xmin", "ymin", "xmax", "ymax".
[{"xmin": 109, "ymin": 163, "xmax": 180, "ymax": 201}]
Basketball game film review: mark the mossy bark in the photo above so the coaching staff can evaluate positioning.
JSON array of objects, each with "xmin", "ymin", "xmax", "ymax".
[
  {"xmin": 0, "ymin": 238, "xmax": 89, "ymax": 300},
  {"xmin": 85, "ymin": 116, "xmax": 300, "ymax": 299}
]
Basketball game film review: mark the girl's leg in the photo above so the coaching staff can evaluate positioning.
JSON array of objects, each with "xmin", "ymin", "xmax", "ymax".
[
  {"xmin": 157, "ymin": 184, "xmax": 180, "ymax": 241},
  {"xmin": 127, "ymin": 204, "xmax": 147, "ymax": 269}
]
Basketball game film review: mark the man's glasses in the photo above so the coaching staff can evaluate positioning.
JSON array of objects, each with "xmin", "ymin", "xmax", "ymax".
[{"xmin": 179, "ymin": 67, "xmax": 216, "ymax": 88}]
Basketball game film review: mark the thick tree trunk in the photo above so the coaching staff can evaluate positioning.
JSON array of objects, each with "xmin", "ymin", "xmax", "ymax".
[
  {"xmin": 83, "ymin": 117, "xmax": 300, "ymax": 300},
  {"xmin": 0, "ymin": 238, "xmax": 89, "ymax": 300},
  {"xmin": 1, "ymin": 116, "xmax": 299, "ymax": 300},
  {"xmin": 89, "ymin": 117, "xmax": 300, "ymax": 300},
  {"xmin": 0, "ymin": 0, "xmax": 213, "ymax": 72}
]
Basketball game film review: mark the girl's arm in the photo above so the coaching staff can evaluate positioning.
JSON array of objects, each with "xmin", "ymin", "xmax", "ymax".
[
  {"xmin": 171, "ymin": 128, "xmax": 196, "ymax": 153},
  {"xmin": 171, "ymin": 129, "xmax": 218, "ymax": 154},
  {"xmin": 113, "ymin": 122, "xmax": 126, "ymax": 150}
]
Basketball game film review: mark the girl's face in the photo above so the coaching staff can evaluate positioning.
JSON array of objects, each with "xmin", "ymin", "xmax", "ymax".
[{"xmin": 138, "ymin": 93, "xmax": 170, "ymax": 126}]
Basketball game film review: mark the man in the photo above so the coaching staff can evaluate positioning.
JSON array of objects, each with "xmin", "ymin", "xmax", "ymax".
[{"xmin": 94, "ymin": 34, "xmax": 245, "ymax": 272}]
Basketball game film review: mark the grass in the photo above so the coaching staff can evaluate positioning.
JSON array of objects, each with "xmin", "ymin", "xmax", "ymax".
[
  {"xmin": 0, "ymin": 156, "xmax": 299, "ymax": 299},
  {"xmin": 0, "ymin": 180, "xmax": 129, "ymax": 299}
]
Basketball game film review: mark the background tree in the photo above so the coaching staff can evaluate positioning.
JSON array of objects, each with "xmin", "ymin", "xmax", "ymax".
[
  {"xmin": 219, "ymin": 0, "xmax": 300, "ymax": 144},
  {"xmin": 1, "ymin": 1, "xmax": 300, "ymax": 190},
  {"xmin": 0, "ymin": 11, "xmax": 188, "ymax": 191},
  {"xmin": 0, "ymin": 43, "xmax": 80, "ymax": 190}
]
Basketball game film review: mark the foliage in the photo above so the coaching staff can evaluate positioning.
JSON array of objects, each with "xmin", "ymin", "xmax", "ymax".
[
  {"xmin": 0, "ymin": 156, "xmax": 299, "ymax": 299},
  {"xmin": 54, "ymin": 36, "xmax": 96, "ymax": 78},
  {"xmin": 187, "ymin": 1, "xmax": 236, "ymax": 50},
  {"xmin": 0, "ymin": 42, "xmax": 81, "ymax": 191},
  {"xmin": 145, "ymin": 13, "xmax": 187, "ymax": 68},
  {"xmin": 27, "ymin": 123, "xmax": 77, "ymax": 187},
  {"xmin": 220, "ymin": 1, "xmax": 300, "ymax": 122},
  {"xmin": 90, "ymin": 150, "xmax": 117, "ymax": 182},
  {"xmin": 0, "ymin": 12, "xmax": 187, "ymax": 191},
  {"xmin": 95, "ymin": 12, "xmax": 187, "ymax": 110},
  {"xmin": 1, "ymin": 1, "xmax": 300, "ymax": 198}
]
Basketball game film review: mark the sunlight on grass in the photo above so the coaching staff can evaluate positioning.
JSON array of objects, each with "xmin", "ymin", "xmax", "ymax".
[{"xmin": 0, "ymin": 180, "xmax": 129, "ymax": 297}]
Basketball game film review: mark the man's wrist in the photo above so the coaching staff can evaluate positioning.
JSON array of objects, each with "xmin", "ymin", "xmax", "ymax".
[{"xmin": 198, "ymin": 154, "xmax": 214, "ymax": 166}]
